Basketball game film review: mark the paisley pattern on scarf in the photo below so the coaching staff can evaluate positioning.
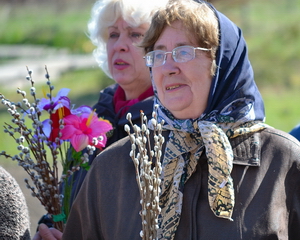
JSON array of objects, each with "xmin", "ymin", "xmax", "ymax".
[
  {"xmin": 156, "ymin": 104, "xmax": 269, "ymax": 239},
  {"xmin": 151, "ymin": 1, "xmax": 269, "ymax": 239}
]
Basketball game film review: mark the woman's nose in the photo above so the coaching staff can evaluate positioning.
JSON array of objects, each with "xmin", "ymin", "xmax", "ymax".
[
  {"xmin": 161, "ymin": 54, "xmax": 180, "ymax": 75},
  {"xmin": 113, "ymin": 35, "xmax": 129, "ymax": 52}
]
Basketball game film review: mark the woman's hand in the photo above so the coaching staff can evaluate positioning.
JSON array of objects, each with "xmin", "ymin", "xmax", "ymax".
[{"xmin": 32, "ymin": 223, "xmax": 63, "ymax": 240}]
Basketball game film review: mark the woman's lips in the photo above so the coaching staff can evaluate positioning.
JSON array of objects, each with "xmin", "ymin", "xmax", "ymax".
[
  {"xmin": 166, "ymin": 84, "xmax": 184, "ymax": 91},
  {"xmin": 114, "ymin": 59, "xmax": 129, "ymax": 70}
]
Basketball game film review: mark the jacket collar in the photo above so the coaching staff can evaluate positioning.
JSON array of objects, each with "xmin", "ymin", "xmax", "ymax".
[{"xmin": 231, "ymin": 132, "xmax": 261, "ymax": 166}]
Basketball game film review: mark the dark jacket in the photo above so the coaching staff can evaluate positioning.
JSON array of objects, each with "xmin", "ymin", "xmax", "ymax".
[
  {"xmin": 68, "ymin": 84, "xmax": 154, "ymax": 205},
  {"xmin": 62, "ymin": 127, "xmax": 300, "ymax": 240}
]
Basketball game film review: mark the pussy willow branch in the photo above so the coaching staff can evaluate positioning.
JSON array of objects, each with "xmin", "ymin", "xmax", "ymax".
[
  {"xmin": 125, "ymin": 106, "xmax": 165, "ymax": 240},
  {"xmin": 0, "ymin": 67, "xmax": 79, "ymax": 232}
]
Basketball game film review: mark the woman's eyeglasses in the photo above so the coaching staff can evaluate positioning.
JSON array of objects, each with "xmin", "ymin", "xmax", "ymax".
[{"xmin": 144, "ymin": 45, "xmax": 211, "ymax": 68}]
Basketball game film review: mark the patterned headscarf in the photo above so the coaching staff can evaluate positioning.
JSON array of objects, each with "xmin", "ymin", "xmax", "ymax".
[{"xmin": 152, "ymin": 1, "xmax": 268, "ymax": 239}]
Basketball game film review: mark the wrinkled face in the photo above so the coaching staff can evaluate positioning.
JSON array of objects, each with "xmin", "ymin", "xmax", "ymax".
[
  {"xmin": 152, "ymin": 21, "xmax": 212, "ymax": 119},
  {"xmin": 106, "ymin": 18, "xmax": 151, "ymax": 99}
]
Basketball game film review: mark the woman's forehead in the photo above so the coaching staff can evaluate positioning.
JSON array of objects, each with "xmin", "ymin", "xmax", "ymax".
[
  {"xmin": 154, "ymin": 21, "xmax": 197, "ymax": 49},
  {"xmin": 108, "ymin": 18, "xmax": 149, "ymax": 31}
]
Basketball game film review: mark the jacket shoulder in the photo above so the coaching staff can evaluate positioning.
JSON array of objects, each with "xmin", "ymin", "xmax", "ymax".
[
  {"xmin": 93, "ymin": 136, "xmax": 132, "ymax": 166},
  {"xmin": 259, "ymin": 127, "xmax": 300, "ymax": 166},
  {"xmin": 262, "ymin": 127, "xmax": 300, "ymax": 148},
  {"xmin": 231, "ymin": 127, "xmax": 300, "ymax": 166}
]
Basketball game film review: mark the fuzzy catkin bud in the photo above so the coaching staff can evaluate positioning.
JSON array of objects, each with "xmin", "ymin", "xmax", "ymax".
[
  {"xmin": 130, "ymin": 135, "xmax": 135, "ymax": 143},
  {"xmin": 124, "ymin": 124, "xmax": 130, "ymax": 133},
  {"xmin": 126, "ymin": 113, "xmax": 132, "ymax": 121},
  {"xmin": 130, "ymin": 150, "xmax": 134, "ymax": 158}
]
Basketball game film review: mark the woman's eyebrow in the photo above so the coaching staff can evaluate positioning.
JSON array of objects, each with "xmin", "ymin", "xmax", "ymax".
[
  {"xmin": 108, "ymin": 26, "xmax": 118, "ymax": 30},
  {"xmin": 154, "ymin": 42, "xmax": 191, "ymax": 50},
  {"xmin": 153, "ymin": 44, "xmax": 166, "ymax": 50}
]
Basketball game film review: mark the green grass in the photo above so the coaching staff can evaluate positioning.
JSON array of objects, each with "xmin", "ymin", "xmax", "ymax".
[
  {"xmin": 0, "ymin": 2, "xmax": 95, "ymax": 53},
  {"xmin": 53, "ymin": 68, "xmax": 114, "ymax": 106},
  {"xmin": 261, "ymin": 87, "xmax": 300, "ymax": 132},
  {"xmin": 0, "ymin": 67, "xmax": 114, "ymax": 106}
]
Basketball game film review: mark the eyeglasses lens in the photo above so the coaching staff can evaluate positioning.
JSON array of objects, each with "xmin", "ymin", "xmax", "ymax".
[{"xmin": 145, "ymin": 46, "xmax": 196, "ymax": 67}]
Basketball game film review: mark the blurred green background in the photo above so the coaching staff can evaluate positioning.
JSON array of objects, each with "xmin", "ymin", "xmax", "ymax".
[{"xmin": 0, "ymin": 0, "xmax": 300, "ymax": 235}]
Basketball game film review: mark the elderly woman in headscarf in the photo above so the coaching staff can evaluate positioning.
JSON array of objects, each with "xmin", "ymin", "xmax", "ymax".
[{"xmin": 60, "ymin": 0, "xmax": 300, "ymax": 239}]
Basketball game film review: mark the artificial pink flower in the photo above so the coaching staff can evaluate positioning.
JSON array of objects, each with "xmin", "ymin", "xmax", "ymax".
[
  {"xmin": 60, "ymin": 111, "xmax": 112, "ymax": 152},
  {"xmin": 41, "ymin": 106, "xmax": 71, "ymax": 142}
]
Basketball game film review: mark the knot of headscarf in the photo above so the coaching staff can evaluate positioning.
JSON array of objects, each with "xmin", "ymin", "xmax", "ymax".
[{"xmin": 157, "ymin": 118, "xmax": 268, "ymax": 239}]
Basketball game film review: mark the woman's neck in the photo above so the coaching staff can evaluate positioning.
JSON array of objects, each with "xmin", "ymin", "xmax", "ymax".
[{"xmin": 123, "ymin": 83, "xmax": 152, "ymax": 100}]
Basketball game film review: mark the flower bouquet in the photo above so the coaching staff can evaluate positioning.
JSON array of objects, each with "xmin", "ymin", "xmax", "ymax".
[{"xmin": 0, "ymin": 66, "xmax": 112, "ymax": 232}]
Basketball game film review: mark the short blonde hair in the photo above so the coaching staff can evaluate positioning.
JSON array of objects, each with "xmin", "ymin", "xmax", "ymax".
[
  {"xmin": 140, "ymin": 0, "xmax": 219, "ymax": 75},
  {"xmin": 88, "ymin": 0, "xmax": 168, "ymax": 78}
]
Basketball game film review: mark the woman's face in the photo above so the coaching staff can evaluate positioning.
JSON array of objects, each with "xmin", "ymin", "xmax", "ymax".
[
  {"xmin": 152, "ymin": 21, "xmax": 213, "ymax": 119},
  {"xmin": 106, "ymin": 18, "xmax": 151, "ymax": 99}
]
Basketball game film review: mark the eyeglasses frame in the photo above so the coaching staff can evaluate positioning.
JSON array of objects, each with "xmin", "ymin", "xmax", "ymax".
[{"xmin": 143, "ymin": 45, "xmax": 211, "ymax": 68}]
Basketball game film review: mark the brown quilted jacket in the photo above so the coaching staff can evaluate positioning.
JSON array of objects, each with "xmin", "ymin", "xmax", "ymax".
[{"xmin": 63, "ymin": 127, "xmax": 300, "ymax": 240}]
